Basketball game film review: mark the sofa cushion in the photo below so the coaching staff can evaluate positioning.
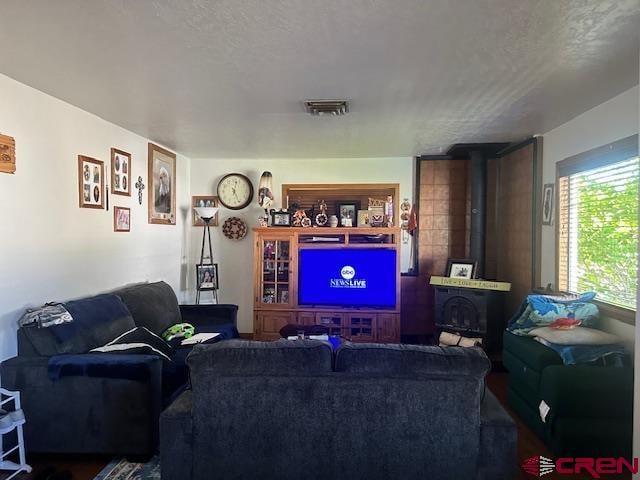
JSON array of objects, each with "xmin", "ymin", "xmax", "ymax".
[
  {"xmin": 503, "ymin": 331, "xmax": 562, "ymax": 372},
  {"xmin": 335, "ymin": 343, "xmax": 491, "ymax": 378},
  {"xmin": 22, "ymin": 294, "xmax": 136, "ymax": 355},
  {"xmin": 114, "ymin": 281, "xmax": 181, "ymax": 335},
  {"xmin": 187, "ymin": 339, "xmax": 333, "ymax": 378},
  {"xmin": 529, "ymin": 326, "xmax": 620, "ymax": 346}
]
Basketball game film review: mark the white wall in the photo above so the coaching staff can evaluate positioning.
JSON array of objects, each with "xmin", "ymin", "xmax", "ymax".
[
  {"xmin": 0, "ymin": 74, "xmax": 191, "ymax": 361},
  {"xmin": 188, "ymin": 157, "xmax": 414, "ymax": 333}
]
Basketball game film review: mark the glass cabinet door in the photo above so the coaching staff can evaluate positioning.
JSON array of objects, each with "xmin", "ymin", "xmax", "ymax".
[{"xmin": 261, "ymin": 239, "xmax": 291, "ymax": 305}]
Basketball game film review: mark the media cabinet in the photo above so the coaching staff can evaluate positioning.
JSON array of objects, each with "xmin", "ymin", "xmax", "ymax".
[{"xmin": 253, "ymin": 227, "xmax": 402, "ymax": 342}]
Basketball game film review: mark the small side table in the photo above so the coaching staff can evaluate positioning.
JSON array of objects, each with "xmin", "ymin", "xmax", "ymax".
[{"xmin": 0, "ymin": 389, "xmax": 32, "ymax": 480}]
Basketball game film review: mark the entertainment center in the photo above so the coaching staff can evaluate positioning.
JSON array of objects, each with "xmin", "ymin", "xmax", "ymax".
[{"xmin": 253, "ymin": 226, "xmax": 401, "ymax": 342}]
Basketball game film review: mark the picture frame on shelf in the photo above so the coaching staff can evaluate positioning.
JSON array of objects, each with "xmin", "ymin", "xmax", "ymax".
[
  {"xmin": 357, "ymin": 209, "xmax": 371, "ymax": 227},
  {"xmin": 113, "ymin": 206, "xmax": 131, "ymax": 232},
  {"xmin": 196, "ymin": 263, "xmax": 218, "ymax": 291},
  {"xmin": 148, "ymin": 143, "xmax": 176, "ymax": 225},
  {"xmin": 270, "ymin": 210, "xmax": 292, "ymax": 227},
  {"xmin": 192, "ymin": 196, "xmax": 219, "ymax": 226},
  {"xmin": 78, "ymin": 155, "xmax": 104, "ymax": 209},
  {"xmin": 542, "ymin": 183, "xmax": 554, "ymax": 226},
  {"xmin": 337, "ymin": 202, "xmax": 359, "ymax": 227},
  {"xmin": 111, "ymin": 148, "xmax": 131, "ymax": 196},
  {"xmin": 446, "ymin": 258, "xmax": 477, "ymax": 280}
]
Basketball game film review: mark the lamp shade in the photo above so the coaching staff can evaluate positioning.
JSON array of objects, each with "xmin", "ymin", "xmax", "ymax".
[{"xmin": 194, "ymin": 206, "xmax": 219, "ymax": 220}]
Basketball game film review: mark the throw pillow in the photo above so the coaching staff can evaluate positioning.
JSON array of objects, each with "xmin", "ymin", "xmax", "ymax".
[
  {"xmin": 529, "ymin": 326, "xmax": 620, "ymax": 346},
  {"xmin": 90, "ymin": 327, "xmax": 174, "ymax": 363}
]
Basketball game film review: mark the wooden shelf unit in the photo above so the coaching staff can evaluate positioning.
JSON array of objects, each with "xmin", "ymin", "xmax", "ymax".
[{"xmin": 253, "ymin": 227, "xmax": 402, "ymax": 342}]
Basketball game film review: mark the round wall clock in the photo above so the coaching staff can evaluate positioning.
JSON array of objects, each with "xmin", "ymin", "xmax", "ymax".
[{"xmin": 217, "ymin": 173, "xmax": 254, "ymax": 210}]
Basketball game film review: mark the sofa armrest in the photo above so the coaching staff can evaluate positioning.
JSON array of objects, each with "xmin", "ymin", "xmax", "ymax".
[
  {"xmin": 160, "ymin": 389, "xmax": 193, "ymax": 480},
  {"xmin": 539, "ymin": 365, "xmax": 633, "ymax": 421},
  {"xmin": 179, "ymin": 304, "xmax": 239, "ymax": 338},
  {"xmin": 478, "ymin": 390, "xmax": 517, "ymax": 480},
  {"xmin": 1, "ymin": 354, "xmax": 163, "ymax": 455}
]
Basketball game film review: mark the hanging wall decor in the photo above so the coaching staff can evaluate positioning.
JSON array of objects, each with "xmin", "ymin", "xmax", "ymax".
[
  {"xmin": 192, "ymin": 196, "xmax": 219, "ymax": 226},
  {"xmin": 0, "ymin": 133, "xmax": 16, "ymax": 174},
  {"xmin": 113, "ymin": 206, "xmax": 131, "ymax": 232},
  {"xmin": 222, "ymin": 216, "xmax": 248, "ymax": 240},
  {"xmin": 135, "ymin": 176, "xmax": 145, "ymax": 205},
  {"xmin": 78, "ymin": 155, "xmax": 104, "ymax": 209},
  {"xmin": 111, "ymin": 148, "xmax": 131, "ymax": 196},
  {"xmin": 148, "ymin": 143, "xmax": 176, "ymax": 224}
]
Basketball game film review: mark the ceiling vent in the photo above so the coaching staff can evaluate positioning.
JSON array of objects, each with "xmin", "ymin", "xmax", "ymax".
[{"xmin": 304, "ymin": 100, "xmax": 349, "ymax": 116}]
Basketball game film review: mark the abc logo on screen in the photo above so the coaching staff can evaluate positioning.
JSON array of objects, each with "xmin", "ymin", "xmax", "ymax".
[{"xmin": 340, "ymin": 266, "xmax": 355, "ymax": 280}]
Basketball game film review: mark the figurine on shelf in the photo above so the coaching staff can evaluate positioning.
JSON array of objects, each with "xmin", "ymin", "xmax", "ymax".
[
  {"xmin": 315, "ymin": 200, "xmax": 328, "ymax": 227},
  {"xmin": 385, "ymin": 195, "xmax": 394, "ymax": 227},
  {"xmin": 258, "ymin": 171, "xmax": 274, "ymax": 225},
  {"xmin": 291, "ymin": 203, "xmax": 312, "ymax": 227}
]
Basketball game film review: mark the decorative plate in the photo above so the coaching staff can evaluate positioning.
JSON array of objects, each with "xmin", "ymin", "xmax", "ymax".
[{"xmin": 222, "ymin": 216, "xmax": 248, "ymax": 240}]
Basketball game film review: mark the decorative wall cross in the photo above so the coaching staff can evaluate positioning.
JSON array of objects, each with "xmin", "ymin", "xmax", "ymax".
[{"xmin": 135, "ymin": 176, "xmax": 145, "ymax": 205}]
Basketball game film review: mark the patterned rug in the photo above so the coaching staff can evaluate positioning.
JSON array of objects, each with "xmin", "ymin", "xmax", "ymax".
[{"xmin": 93, "ymin": 456, "xmax": 160, "ymax": 480}]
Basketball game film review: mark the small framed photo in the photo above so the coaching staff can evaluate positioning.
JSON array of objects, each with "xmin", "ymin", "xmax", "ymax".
[
  {"xmin": 271, "ymin": 210, "xmax": 292, "ymax": 227},
  {"xmin": 196, "ymin": 263, "xmax": 218, "ymax": 291},
  {"xmin": 111, "ymin": 148, "xmax": 131, "ymax": 196},
  {"xmin": 113, "ymin": 206, "xmax": 131, "ymax": 232},
  {"xmin": 542, "ymin": 183, "xmax": 554, "ymax": 226},
  {"xmin": 446, "ymin": 258, "xmax": 477, "ymax": 280},
  {"xmin": 192, "ymin": 196, "xmax": 219, "ymax": 226},
  {"xmin": 78, "ymin": 155, "xmax": 104, "ymax": 209},
  {"xmin": 357, "ymin": 209, "xmax": 371, "ymax": 227},
  {"xmin": 338, "ymin": 202, "xmax": 359, "ymax": 227}
]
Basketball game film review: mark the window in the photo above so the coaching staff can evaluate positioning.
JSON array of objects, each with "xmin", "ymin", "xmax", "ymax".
[{"xmin": 557, "ymin": 135, "xmax": 639, "ymax": 313}]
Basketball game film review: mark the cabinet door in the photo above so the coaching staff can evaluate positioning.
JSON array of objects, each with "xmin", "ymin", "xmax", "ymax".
[
  {"xmin": 258, "ymin": 237, "xmax": 293, "ymax": 307},
  {"xmin": 297, "ymin": 312, "xmax": 316, "ymax": 326},
  {"xmin": 377, "ymin": 313, "xmax": 400, "ymax": 343},
  {"xmin": 314, "ymin": 313, "xmax": 346, "ymax": 337},
  {"xmin": 255, "ymin": 311, "xmax": 294, "ymax": 340},
  {"xmin": 346, "ymin": 314, "xmax": 377, "ymax": 342}
]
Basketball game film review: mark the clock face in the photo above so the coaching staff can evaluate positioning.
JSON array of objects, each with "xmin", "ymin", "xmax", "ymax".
[{"xmin": 217, "ymin": 173, "xmax": 254, "ymax": 210}]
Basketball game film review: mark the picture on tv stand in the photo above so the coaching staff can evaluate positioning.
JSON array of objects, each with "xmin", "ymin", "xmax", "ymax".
[{"xmin": 298, "ymin": 248, "xmax": 396, "ymax": 308}]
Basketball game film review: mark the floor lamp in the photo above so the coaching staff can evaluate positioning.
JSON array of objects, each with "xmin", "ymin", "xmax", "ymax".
[{"xmin": 194, "ymin": 206, "xmax": 219, "ymax": 304}]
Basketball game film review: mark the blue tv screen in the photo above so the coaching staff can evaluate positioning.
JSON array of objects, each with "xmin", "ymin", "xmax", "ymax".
[{"xmin": 298, "ymin": 249, "xmax": 396, "ymax": 308}]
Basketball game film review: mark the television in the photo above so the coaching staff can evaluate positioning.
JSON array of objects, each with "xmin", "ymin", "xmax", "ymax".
[{"xmin": 298, "ymin": 248, "xmax": 396, "ymax": 308}]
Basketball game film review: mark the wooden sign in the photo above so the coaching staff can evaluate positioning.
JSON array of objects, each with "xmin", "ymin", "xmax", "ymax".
[
  {"xmin": 429, "ymin": 276, "xmax": 512, "ymax": 292},
  {"xmin": 0, "ymin": 134, "xmax": 16, "ymax": 174}
]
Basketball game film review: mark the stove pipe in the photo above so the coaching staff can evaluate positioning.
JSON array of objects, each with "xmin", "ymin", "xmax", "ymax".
[{"xmin": 469, "ymin": 150, "xmax": 486, "ymax": 278}]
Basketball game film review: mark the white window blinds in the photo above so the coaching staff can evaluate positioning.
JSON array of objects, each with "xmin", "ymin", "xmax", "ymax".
[{"xmin": 557, "ymin": 143, "xmax": 639, "ymax": 311}]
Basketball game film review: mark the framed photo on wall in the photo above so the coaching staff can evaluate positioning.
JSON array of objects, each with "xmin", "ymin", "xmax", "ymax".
[
  {"xmin": 148, "ymin": 143, "xmax": 176, "ymax": 225},
  {"xmin": 78, "ymin": 155, "xmax": 104, "ymax": 209},
  {"xmin": 113, "ymin": 206, "xmax": 131, "ymax": 232},
  {"xmin": 196, "ymin": 263, "xmax": 219, "ymax": 291},
  {"xmin": 446, "ymin": 258, "xmax": 477, "ymax": 280},
  {"xmin": 542, "ymin": 183, "xmax": 554, "ymax": 226},
  {"xmin": 111, "ymin": 148, "xmax": 131, "ymax": 196},
  {"xmin": 192, "ymin": 196, "xmax": 219, "ymax": 226}
]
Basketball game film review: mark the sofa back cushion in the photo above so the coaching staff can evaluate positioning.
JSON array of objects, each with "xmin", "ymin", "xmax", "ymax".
[
  {"xmin": 335, "ymin": 343, "xmax": 491, "ymax": 379},
  {"xmin": 114, "ymin": 281, "xmax": 181, "ymax": 335},
  {"xmin": 188, "ymin": 339, "xmax": 333, "ymax": 379},
  {"xmin": 21, "ymin": 294, "xmax": 135, "ymax": 355}
]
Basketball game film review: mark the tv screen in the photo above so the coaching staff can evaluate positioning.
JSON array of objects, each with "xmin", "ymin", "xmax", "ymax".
[{"xmin": 298, "ymin": 248, "xmax": 396, "ymax": 308}]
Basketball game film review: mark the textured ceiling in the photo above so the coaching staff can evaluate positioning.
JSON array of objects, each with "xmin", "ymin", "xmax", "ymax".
[{"xmin": 0, "ymin": 0, "xmax": 638, "ymax": 158}]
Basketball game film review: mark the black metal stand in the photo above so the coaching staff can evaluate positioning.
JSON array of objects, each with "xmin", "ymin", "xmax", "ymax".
[{"xmin": 196, "ymin": 217, "xmax": 218, "ymax": 305}]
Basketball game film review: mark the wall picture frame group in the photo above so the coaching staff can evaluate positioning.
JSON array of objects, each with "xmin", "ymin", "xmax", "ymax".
[
  {"xmin": 111, "ymin": 148, "xmax": 131, "ymax": 196},
  {"xmin": 148, "ymin": 143, "xmax": 176, "ymax": 225},
  {"xmin": 196, "ymin": 263, "xmax": 219, "ymax": 291},
  {"xmin": 78, "ymin": 155, "xmax": 104, "ymax": 209},
  {"xmin": 114, "ymin": 206, "xmax": 131, "ymax": 232}
]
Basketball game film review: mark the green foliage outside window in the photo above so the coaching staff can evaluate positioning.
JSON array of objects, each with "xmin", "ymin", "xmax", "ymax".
[{"xmin": 575, "ymin": 169, "xmax": 638, "ymax": 310}]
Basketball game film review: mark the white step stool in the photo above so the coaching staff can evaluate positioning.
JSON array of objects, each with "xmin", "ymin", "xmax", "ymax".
[{"xmin": 0, "ymin": 389, "xmax": 31, "ymax": 480}]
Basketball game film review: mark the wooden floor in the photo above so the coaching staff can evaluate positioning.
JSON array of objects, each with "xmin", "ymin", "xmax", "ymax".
[{"xmin": 2, "ymin": 373, "xmax": 602, "ymax": 480}]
